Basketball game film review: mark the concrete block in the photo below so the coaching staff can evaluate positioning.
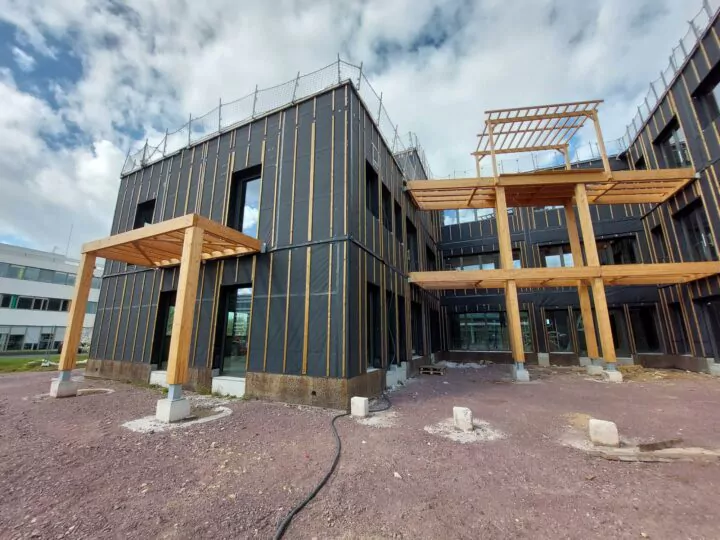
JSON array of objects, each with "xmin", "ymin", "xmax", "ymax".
[
  {"xmin": 397, "ymin": 362, "xmax": 408, "ymax": 383},
  {"xmin": 588, "ymin": 418, "xmax": 620, "ymax": 447},
  {"xmin": 707, "ymin": 359, "xmax": 720, "ymax": 376},
  {"xmin": 149, "ymin": 370, "xmax": 169, "ymax": 388},
  {"xmin": 453, "ymin": 407, "xmax": 474, "ymax": 432},
  {"xmin": 578, "ymin": 357, "xmax": 592, "ymax": 367},
  {"xmin": 351, "ymin": 396, "xmax": 369, "ymax": 418},
  {"xmin": 617, "ymin": 357, "xmax": 635, "ymax": 366},
  {"xmin": 537, "ymin": 353, "xmax": 550, "ymax": 367},
  {"xmin": 49, "ymin": 379, "xmax": 78, "ymax": 398},
  {"xmin": 212, "ymin": 376, "xmax": 245, "ymax": 397},
  {"xmin": 512, "ymin": 365, "xmax": 531, "ymax": 382},
  {"xmin": 602, "ymin": 369, "xmax": 623, "ymax": 383},
  {"xmin": 385, "ymin": 365, "xmax": 398, "ymax": 388},
  {"xmin": 155, "ymin": 397, "xmax": 191, "ymax": 423},
  {"xmin": 586, "ymin": 365, "xmax": 604, "ymax": 376}
]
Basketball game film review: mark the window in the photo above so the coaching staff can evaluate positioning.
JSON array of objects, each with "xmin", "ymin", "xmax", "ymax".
[
  {"xmin": 451, "ymin": 311, "xmax": 532, "ymax": 352},
  {"xmin": 694, "ymin": 63, "xmax": 720, "ymax": 127},
  {"xmin": 407, "ymin": 219, "xmax": 418, "ymax": 271},
  {"xmin": 86, "ymin": 301, "xmax": 98, "ymax": 314},
  {"xmin": 651, "ymin": 226, "xmax": 669, "ymax": 263},
  {"xmin": 597, "ymin": 237, "xmax": 638, "ymax": 265},
  {"xmin": 38, "ymin": 269, "xmax": 54, "ymax": 283},
  {"xmin": 0, "ymin": 295, "xmax": 10, "ymax": 308},
  {"xmin": 7, "ymin": 331, "xmax": 24, "ymax": 351},
  {"xmin": 61, "ymin": 300, "xmax": 70, "ymax": 312},
  {"xmin": 411, "ymin": 300, "xmax": 424, "ymax": 356},
  {"xmin": 446, "ymin": 250, "xmax": 521, "ymax": 270},
  {"xmin": 6, "ymin": 264, "xmax": 24, "ymax": 279},
  {"xmin": 629, "ymin": 307, "xmax": 660, "ymax": 353},
  {"xmin": 92, "ymin": 277, "xmax": 102, "ymax": 289},
  {"xmin": 394, "ymin": 202, "xmax": 403, "ymax": 243},
  {"xmin": 48, "ymin": 298, "xmax": 62, "ymax": 311},
  {"xmin": 23, "ymin": 267, "xmax": 40, "ymax": 281},
  {"xmin": 546, "ymin": 309, "xmax": 572, "ymax": 352},
  {"xmin": 540, "ymin": 245, "xmax": 574, "ymax": 267},
  {"xmin": 365, "ymin": 161, "xmax": 379, "ymax": 219},
  {"xmin": 66, "ymin": 274, "xmax": 76, "ymax": 287},
  {"xmin": 16, "ymin": 297, "xmax": 33, "ymax": 310},
  {"xmin": 53, "ymin": 271, "xmax": 68, "ymax": 285},
  {"xmin": 669, "ymin": 303, "xmax": 689, "ymax": 354},
  {"xmin": 381, "ymin": 184, "xmax": 392, "ymax": 232},
  {"xmin": 367, "ymin": 283, "xmax": 382, "ymax": 369},
  {"xmin": 0, "ymin": 262, "xmax": 7, "ymax": 277},
  {"xmin": 227, "ymin": 165, "xmax": 261, "ymax": 238},
  {"xmin": 634, "ymin": 155, "xmax": 647, "ymax": 170},
  {"xmin": 426, "ymin": 247, "xmax": 437, "ymax": 271},
  {"xmin": 674, "ymin": 201, "xmax": 716, "ymax": 261},
  {"xmin": 655, "ymin": 120, "xmax": 691, "ymax": 168},
  {"xmin": 133, "ymin": 199, "xmax": 156, "ymax": 229}
]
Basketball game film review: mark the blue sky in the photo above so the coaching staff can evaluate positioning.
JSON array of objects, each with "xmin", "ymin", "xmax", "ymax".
[{"xmin": 0, "ymin": 0, "xmax": 707, "ymax": 255}]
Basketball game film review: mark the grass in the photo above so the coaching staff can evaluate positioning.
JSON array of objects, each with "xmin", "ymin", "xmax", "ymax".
[{"xmin": 0, "ymin": 354, "xmax": 89, "ymax": 374}]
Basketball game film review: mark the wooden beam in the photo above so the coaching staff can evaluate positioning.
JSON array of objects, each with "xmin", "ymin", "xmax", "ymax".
[
  {"xmin": 166, "ymin": 226, "xmax": 204, "ymax": 386},
  {"xmin": 489, "ymin": 110, "xmax": 591, "ymax": 124},
  {"xmin": 82, "ymin": 214, "xmax": 195, "ymax": 254},
  {"xmin": 58, "ymin": 253, "xmax": 96, "ymax": 372},
  {"xmin": 472, "ymin": 144, "xmax": 565, "ymax": 156}
]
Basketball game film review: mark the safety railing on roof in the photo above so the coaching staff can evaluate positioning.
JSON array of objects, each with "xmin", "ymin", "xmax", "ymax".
[
  {"xmin": 122, "ymin": 59, "xmax": 432, "ymax": 181},
  {"xmin": 624, "ymin": 0, "xmax": 720, "ymax": 147}
]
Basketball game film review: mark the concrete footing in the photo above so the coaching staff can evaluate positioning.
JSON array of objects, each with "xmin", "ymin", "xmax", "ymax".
[
  {"xmin": 512, "ymin": 363, "xmax": 530, "ymax": 382},
  {"xmin": 578, "ymin": 356, "xmax": 592, "ymax": 367},
  {"xmin": 155, "ymin": 397, "xmax": 191, "ymax": 423},
  {"xmin": 453, "ymin": 407, "xmax": 473, "ymax": 432},
  {"xmin": 602, "ymin": 369, "xmax": 623, "ymax": 383},
  {"xmin": 351, "ymin": 396, "xmax": 369, "ymax": 418},
  {"xmin": 211, "ymin": 376, "xmax": 245, "ymax": 397},
  {"xmin": 707, "ymin": 359, "xmax": 720, "ymax": 376},
  {"xmin": 49, "ymin": 379, "xmax": 78, "ymax": 398},
  {"xmin": 588, "ymin": 418, "xmax": 620, "ymax": 447},
  {"xmin": 537, "ymin": 353, "xmax": 550, "ymax": 367},
  {"xmin": 149, "ymin": 370, "xmax": 169, "ymax": 388},
  {"xmin": 586, "ymin": 365, "xmax": 604, "ymax": 376}
]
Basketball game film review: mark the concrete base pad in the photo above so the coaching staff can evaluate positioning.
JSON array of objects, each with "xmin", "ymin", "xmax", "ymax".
[
  {"xmin": 211, "ymin": 376, "xmax": 245, "ymax": 397},
  {"xmin": 586, "ymin": 365, "xmax": 604, "ymax": 376},
  {"xmin": 156, "ymin": 398, "xmax": 191, "ymax": 423},
  {"xmin": 578, "ymin": 357, "xmax": 592, "ymax": 367},
  {"xmin": 149, "ymin": 370, "xmax": 169, "ymax": 388},
  {"xmin": 512, "ymin": 366, "xmax": 531, "ymax": 382},
  {"xmin": 49, "ymin": 379, "xmax": 79, "ymax": 398},
  {"xmin": 351, "ymin": 396, "xmax": 369, "ymax": 418},
  {"xmin": 537, "ymin": 353, "xmax": 550, "ymax": 367},
  {"xmin": 709, "ymin": 362, "xmax": 720, "ymax": 376},
  {"xmin": 602, "ymin": 370, "xmax": 623, "ymax": 383}
]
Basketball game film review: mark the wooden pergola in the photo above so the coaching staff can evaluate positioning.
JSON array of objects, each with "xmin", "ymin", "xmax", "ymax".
[
  {"xmin": 405, "ymin": 100, "xmax": 715, "ymax": 371},
  {"xmin": 53, "ymin": 213, "xmax": 261, "ymax": 398}
]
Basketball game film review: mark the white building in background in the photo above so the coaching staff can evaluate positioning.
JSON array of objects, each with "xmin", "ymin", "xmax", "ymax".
[{"xmin": 0, "ymin": 243, "xmax": 103, "ymax": 353}]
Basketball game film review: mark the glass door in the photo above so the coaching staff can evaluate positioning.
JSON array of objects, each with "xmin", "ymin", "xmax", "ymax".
[{"xmin": 220, "ymin": 287, "xmax": 252, "ymax": 377}]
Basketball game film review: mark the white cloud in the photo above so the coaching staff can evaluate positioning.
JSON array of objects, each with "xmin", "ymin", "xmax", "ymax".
[
  {"xmin": 0, "ymin": 0, "xmax": 709, "ymax": 255},
  {"xmin": 11, "ymin": 46, "xmax": 36, "ymax": 72}
]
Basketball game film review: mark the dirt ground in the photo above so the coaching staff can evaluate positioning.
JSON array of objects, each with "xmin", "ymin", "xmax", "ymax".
[{"xmin": 1, "ymin": 365, "xmax": 720, "ymax": 540}]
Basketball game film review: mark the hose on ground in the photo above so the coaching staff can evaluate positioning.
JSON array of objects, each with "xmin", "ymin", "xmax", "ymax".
[{"xmin": 274, "ymin": 392, "xmax": 392, "ymax": 539}]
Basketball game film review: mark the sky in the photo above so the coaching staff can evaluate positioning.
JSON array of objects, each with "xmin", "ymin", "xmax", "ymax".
[{"xmin": 0, "ymin": 0, "xmax": 707, "ymax": 257}]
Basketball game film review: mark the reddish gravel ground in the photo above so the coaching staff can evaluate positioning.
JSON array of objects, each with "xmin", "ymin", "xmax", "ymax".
[{"xmin": 1, "ymin": 365, "xmax": 720, "ymax": 540}]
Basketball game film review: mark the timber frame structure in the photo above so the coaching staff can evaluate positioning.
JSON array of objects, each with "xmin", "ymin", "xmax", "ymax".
[
  {"xmin": 53, "ymin": 214, "xmax": 260, "ymax": 400},
  {"xmin": 406, "ymin": 101, "xmax": 720, "ymax": 373}
]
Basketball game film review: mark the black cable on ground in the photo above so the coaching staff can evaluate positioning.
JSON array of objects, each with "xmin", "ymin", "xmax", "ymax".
[{"xmin": 274, "ymin": 392, "xmax": 392, "ymax": 540}]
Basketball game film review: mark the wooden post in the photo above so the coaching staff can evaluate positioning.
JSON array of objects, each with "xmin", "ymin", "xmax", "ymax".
[
  {"xmin": 58, "ymin": 253, "xmax": 97, "ymax": 373},
  {"xmin": 590, "ymin": 111, "xmax": 612, "ymax": 175},
  {"xmin": 574, "ymin": 183, "xmax": 616, "ymax": 363},
  {"xmin": 495, "ymin": 186, "xmax": 525, "ymax": 363},
  {"xmin": 166, "ymin": 226, "xmax": 204, "ymax": 386},
  {"xmin": 564, "ymin": 202, "xmax": 600, "ymax": 359}
]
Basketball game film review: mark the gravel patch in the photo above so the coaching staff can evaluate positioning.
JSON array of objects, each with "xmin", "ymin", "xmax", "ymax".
[
  {"xmin": 355, "ymin": 410, "xmax": 398, "ymax": 428},
  {"xmin": 424, "ymin": 418, "xmax": 505, "ymax": 443},
  {"xmin": 2, "ymin": 366, "xmax": 720, "ymax": 539}
]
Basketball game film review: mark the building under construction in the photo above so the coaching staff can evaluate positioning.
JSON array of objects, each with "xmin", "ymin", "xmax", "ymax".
[{"xmin": 51, "ymin": 3, "xmax": 720, "ymax": 417}]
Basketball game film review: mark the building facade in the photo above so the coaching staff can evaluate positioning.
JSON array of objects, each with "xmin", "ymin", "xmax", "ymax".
[
  {"xmin": 0, "ymin": 243, "xmax": 102, "ymax": 354},
  {"xmin": 87, "ymin": 82, "xmax": 440, "ymax": 407},
  {"xmin": 85, "ymin": 6, "xmax": 720, "ymax": 405}
]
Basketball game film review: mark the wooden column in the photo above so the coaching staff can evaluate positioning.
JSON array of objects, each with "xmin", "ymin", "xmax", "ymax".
[
  {"xmin": 58, "ymin": 253, "xmax": 97, "ymax": 372},
  {"xmin": 574, "ymin": 183, "xmax": 616, "ymax": 363},
  {"xmin": 562, "ymin": 147, "xmax": 599, "ymax": 359},
  {"xmin": 496, "ymin": 186, "xmax": 525, "ymax": 363},
  {"xmin": 166, "ymin": 226, "xmax": 204, "ymax": 386},
  {"xmin": 564, "ymin": 202, "xmax": 600, "ymax": 358},
  {"xmin": 591, "ymin": 111, "xmax": 612, "ymax": 175}
]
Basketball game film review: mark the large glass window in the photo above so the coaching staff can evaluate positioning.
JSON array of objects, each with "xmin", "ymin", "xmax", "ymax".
[
  {"xmin": 220, "ymin": 287, "xmax": 252, "ymax": 377},
  {"xmin": 133, "ymin": 199, "xmax": 156, "ymax": 229},
  {"xmin": 655, "ymin": 120, "xmax": 691, "ymax": 168},
  {"xmin": 540, "ymin": 245, "xmax": 573, "ymax": 267},
  {"xmin": 227, "ymin": 165, "xmax": 261, "ymax": 238},
  {"xmin": 674, "ymin": 201, "xmax": 716, "ymax": 262},
  {"xmin": 445, "ymin": 250, "xmax": 521, "ymax": 270},
  {"xmin": 694, "ymin": 63, "xmax": 720, "ymax": 127},
  {"xmin": 452, "ymin": 311, "xmax": 532, "ymax": 352},
  {"xmin": 546, "ymin": 309, "xmax": 572, "ymax": 352},
  {"xmin": 629, "ymin": 307, "xmax": 660, "ymax": 353},
  {"xmin": 0, "ymin": 264, "xmax": 98, "ymax": 288},
  {"xmin": 597, "ymin": 237, "xmax": 638, "ymax": 265},
  {"xmin": 651, "ymin": 226, "xmax": 669, "ymax": 263},
  {"xmin": 668, "ymin": 303, "xmax": 689, "ymax": 354},
  {"xmin": 365, "ymin": 161, "xmax": 379, "ymax": 220},
  {"xmin": 608, "ymin": 308, "xmax": 631, "ymax": 357},
  {"xmin": 6, "ymin": 265, "xmax": 24, "ymax": 279}
]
